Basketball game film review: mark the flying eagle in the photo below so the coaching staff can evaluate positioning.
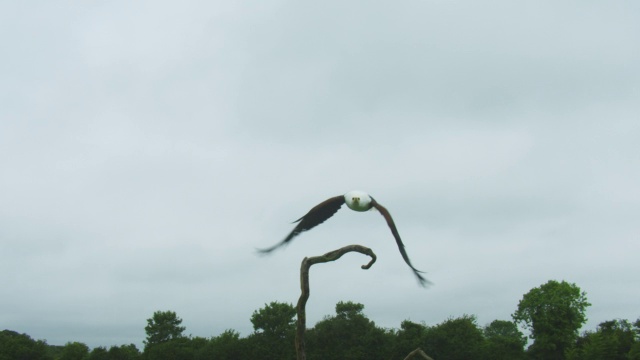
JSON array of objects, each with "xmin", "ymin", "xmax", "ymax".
[{"xmin": 258, "ymin": 190, "xmax": 429, "ymax": 286}]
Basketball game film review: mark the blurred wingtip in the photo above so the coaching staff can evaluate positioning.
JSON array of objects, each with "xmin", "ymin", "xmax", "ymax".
[{"xmin": 415, "ymin": 271, "xmax": 433, "ymax": 288}]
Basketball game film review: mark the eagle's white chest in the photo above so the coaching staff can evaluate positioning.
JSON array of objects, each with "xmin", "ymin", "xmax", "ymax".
[{"xmin": 344, "ymin": 190, "xmax": 372, "ymax": 212}]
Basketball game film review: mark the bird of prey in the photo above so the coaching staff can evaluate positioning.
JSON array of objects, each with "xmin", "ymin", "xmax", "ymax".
[{"xmin": 258, "ymin": 190, "xmax": 429, "ymax": 286}]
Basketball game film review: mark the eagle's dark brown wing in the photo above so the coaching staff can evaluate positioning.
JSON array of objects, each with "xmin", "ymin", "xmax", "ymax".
[
  {"xmin": 257, "ymin": 195, "xmax": 345, "ymax": 254},
  {"xmin": 371, "ymin": 198, "xmax": 431, "ymax": 287}
]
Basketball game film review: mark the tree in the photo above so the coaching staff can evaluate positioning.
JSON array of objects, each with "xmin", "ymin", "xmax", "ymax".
[
  {"xmin": 195, "ymin": 330, "xmax": 246, "ymax": 360},
  {"xmin": 424, "ymin": 314, "xmax": 485, "ymax": 360},
  {"xmin": 251, "ymin": 301, "xmax": 297, "ymax": 339},
  {"xmin": 630, "ymin": 318, "xmax": 640, "ymax": 360},
  {"xmin": 142, "ymin": 337, "xmax": 196, "ymax": 360},
  {"xmin": 306, "ymin": 301, "xmax": 393, "ymax": 360},
  {"xmin": 108, "ymin": 344, "xmax": 140, "ymax": 360},
  {"xmin": 0, "ymin": 330, "xmax": 52, "ymax": 360},
  {"xmin": 567, "ymin": 319, "xmax": 637, "ymax": 360},
  {"xmin": 512, "ymin": 280, "xmax": 591, "ymax": 360},
  {"xmin": 59, "ymin": 341, "xmax": 89, "ymax": 360},
  {"xmin": 483, "ymin": 320, "xmax": 526, "ymax": 360},
  {"xmin": 59, "ymin": 342, "xmax": 89, "ymax": 360},
  {"xmin": 144, "ymin": 310, "xmax": 186, "ymax": 349},
  {"xmin": 88, "ymin": 347, "xmax": 109, "ymax": 360},
  {"xmin": 248, "ymin": 301, "xmax": 296, "ymax": 360},
  {"xmin": 392, "ymin": 320, "xmax": 428, "ymax": 358}
]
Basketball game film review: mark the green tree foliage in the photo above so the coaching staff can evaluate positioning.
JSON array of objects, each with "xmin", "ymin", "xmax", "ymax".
[
  {"xmin": 250, "ymin": 301, "xmax": 296, "ymax": 339},
  {"xmin": 88, "ymin": 347, "xmax": 109, "ymax": 360},
  {"xmin": 630, "ymin": 345, "xmax": 640, "ymax": 360},
  {"xmin": 424, "ymin": 314, "xmax": 485, "ymax": 360},
  {"xmin": 0, "ymin": 330, "xmax": 52, "ymax": 360},
  {"xmin": 106, "ymin": 344, "xmax": 140, "ymax": 360},
  {"xmin": 247, "ymin": 301, "xmax": 296, "ymax": 360},
  {"xmin": 567, "ymin": 319, "xmax": 637, "ymax": 360},
  {"xmin": 512, "ymin": 280, "xmax": 591, "ymax": 360},
  {"xmin": 392, "ymin": 320, "xmax": 428, "ymax": 357},
  {"xmin": 9, "ymin": 289, "xmax": 637, "ymax": 360},
  {"xmin": 46, "ymin": 345, "xmax": 64, "ymax": 359},
  {"xmin": 142, "ymin": 337, "xmax": 198, "ymax": 360},
  {"xmin": 143, "ymin": 310, "xmax": 186, "ymax": 349},
  {"xmin": 194, "ymin": 330, "xmax": 247, "ymax": 360},
  {"xmin": 630, "ymin": 319, "xmax": 640, "ymax": 360},
  {"xmin": 483, "ymin": 320, "xmax": 526, "ymax": 360},
  {"xmin": 59, "ymin": 342, "xmax": 89, "ymax": 360},
  {"xmin": 306, "ymin": 301, "xmax": 393, "ymax": 360}
]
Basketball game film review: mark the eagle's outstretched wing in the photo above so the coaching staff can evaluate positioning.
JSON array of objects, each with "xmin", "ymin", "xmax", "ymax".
[
  {"xmin": 371, "ymin": 198, "xmax": 431, "ymax": 287},
  {"xmin": 257, "ymin": 195, "xmax": 345, "ymax": 254}
]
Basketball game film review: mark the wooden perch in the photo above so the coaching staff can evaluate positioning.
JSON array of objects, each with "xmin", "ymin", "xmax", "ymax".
[
  {"xmin": 403, "ymin": 348, "xmax": 435, "ymax": 360},
  {"xmin": 295, "ymin": 245, "xmax": 377, "ymax": 360}
]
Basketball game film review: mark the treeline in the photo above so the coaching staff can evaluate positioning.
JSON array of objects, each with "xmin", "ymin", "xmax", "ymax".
[{"xmin": 2, "ymin": 280, "xmax": 639, "ymax": 360}]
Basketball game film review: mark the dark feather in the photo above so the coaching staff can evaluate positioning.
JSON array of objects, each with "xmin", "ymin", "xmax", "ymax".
[
  {"xmin": 371, "ymin": 199, "xmax": 431, "ymax": 287},
  {"xmin": 257, "ymin": 195, "xmax": 345, "ymax": 254}
]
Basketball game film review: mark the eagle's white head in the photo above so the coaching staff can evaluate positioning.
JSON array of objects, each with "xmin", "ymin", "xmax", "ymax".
[{"xmin": 344, "ymin": 190, "xmax": 372, "ymax": 212}]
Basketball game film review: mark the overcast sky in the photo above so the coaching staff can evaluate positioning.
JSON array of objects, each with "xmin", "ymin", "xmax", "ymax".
[{"xmin": 1, "ymin": 0, "xmax": 639, "ymax": 349}]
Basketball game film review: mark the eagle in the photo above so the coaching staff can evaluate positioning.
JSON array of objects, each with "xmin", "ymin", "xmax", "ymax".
[{"xmin": 259, "ymin": 190, "xmax": 429, "ymax": 286}]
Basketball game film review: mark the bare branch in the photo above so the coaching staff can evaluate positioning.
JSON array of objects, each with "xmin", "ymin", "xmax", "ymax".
[
  {"xmin": 295, "ymin": 245, "xmax": 377, "ymax": 360},
  {"xmin": 403, "ymin": 348, "xmax": 435, "ymax": 360}
]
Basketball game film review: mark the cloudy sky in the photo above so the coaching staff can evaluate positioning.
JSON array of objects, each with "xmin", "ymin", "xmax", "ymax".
[{"xmin": 1, "ymin": 0, "xmax": 639, "ymax": 349}]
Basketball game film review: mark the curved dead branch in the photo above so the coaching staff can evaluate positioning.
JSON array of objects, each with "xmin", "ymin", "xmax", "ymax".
[
  {"xmin": 404, "ymin": 347, "xmax": 435, "ymax": 360},
  {"xmin": 295, "ymin": 245, "xmax": 377, "ymax": 360}
]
